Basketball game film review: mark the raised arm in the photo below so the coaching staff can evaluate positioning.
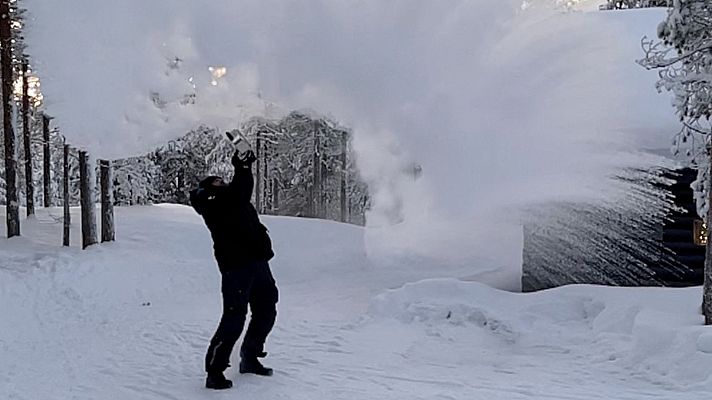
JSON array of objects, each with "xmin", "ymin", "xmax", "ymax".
[{"xmin": 230, "ymin": 150, "xmax": 257, "ymax": 203}]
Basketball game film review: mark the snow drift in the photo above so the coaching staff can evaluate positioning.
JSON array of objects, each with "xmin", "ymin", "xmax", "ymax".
[{"xmin": 1, "ymin": 205, "xmax": 711, "ymax": 399}]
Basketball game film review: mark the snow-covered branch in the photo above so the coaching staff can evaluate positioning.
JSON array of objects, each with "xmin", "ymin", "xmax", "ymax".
[
  {"xmin": 639, "ymin": 38, "xmax": 712, "ymax": 70},
  {"xmin": 639, "ymin": 0, "xmax": 712, "ymax": 220}
]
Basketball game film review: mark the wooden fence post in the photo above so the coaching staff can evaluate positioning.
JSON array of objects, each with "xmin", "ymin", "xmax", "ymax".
[
  {"xmin": 79, "ymin": 151, "xmax": 97, "ymax": 249},
  {"xmin": 100, "ymin": 160, "xmax": 115, "ymax": 242},
  {"xmin": 63, "ymin": 141, "xmax": 70, "ymax": 246}
]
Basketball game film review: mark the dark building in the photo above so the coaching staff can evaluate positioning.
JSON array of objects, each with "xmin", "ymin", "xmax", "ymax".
[
  {"xmin": 656, "ymin": 168, "xmax": 705, "ymax": 285},
  {"xmin": 522, "ymin": 167, "xmax": 704, "ymax": 292}
]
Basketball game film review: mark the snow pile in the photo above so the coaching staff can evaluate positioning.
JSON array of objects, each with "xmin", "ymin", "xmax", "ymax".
[
  {"xmin": 2, "ymin": 205, "xmax": 712, "ymax": 399},
  {"xmin": 370, "ymin": 278, "xmax": 712, "ymax": 391}
]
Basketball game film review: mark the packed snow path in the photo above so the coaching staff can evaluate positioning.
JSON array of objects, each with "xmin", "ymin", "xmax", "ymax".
[{"xmin": 1, "ymin": 206, "xmax": 711, "ymax": 399}]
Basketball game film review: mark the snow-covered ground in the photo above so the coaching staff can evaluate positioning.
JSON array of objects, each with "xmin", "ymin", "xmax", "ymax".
[{"xmin": 1, "ymin": 205, "xmax": 712, "ymax": 399}]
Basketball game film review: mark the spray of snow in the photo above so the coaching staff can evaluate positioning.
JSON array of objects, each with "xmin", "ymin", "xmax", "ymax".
[{"xmin": 24, "ymin": 2, "xmax": 680, "ymax": 286}]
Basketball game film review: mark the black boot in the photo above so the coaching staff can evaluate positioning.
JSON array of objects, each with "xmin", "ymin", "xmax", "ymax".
[
  {"xmin": 205, "ymin": 371, "xmax": 233, "ymax": 390},
  {"xmin": 239, "ymin": 350, "xmax": 273, "ymax": 376}
]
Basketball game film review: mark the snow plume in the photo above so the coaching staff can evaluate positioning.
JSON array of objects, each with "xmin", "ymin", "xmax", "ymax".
[
  {"xmin": 25, "ymin": 2, "xmax": 675, "ymax": 287},
  {"xmin": 354, "ymin": 6, "xmax": 678, "ymax": 286},
  {"xmin": 521, "ymin": 164, "xmax": 688, "ymax": 290}
]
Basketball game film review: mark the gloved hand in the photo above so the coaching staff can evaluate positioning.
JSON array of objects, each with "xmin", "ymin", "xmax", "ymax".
[{"xmin": 232, "ymin": 150, "xmax": 257, "ymax": 167}]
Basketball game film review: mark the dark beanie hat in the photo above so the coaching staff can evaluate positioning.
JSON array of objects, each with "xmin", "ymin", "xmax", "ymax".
[{"xmin": 199, "ymin": 176, "xmax": 221, "ymax": 189}]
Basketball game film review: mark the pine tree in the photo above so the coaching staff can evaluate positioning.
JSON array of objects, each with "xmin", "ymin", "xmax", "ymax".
[
  {"xmin": 112, "ymin": 156, "xmax": 158, "ymax": 205},
  {"xmin": 102, "ymin": 113, "xmax": 369, "ymax": 224},
  {"xmin": 152, "ymin": 142, "xmax": 206, "ymax": 204},
  {"xmin": 20, "ymin": 58, "xmax": 33, "ymax": 216},
  {"xmin": 1, "ymin": 0, "xmax": 19, "ymax": 236},
  {"xmin": 602, "ymin": 0, "xmax": 669, "ymax": 9},
  {"xmin": 9, "ymin": 1, "xmax": 34, "ymax": 216}
]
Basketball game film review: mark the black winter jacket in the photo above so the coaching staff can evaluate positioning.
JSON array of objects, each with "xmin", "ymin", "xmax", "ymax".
[{"xmin": 189, "ymin": 163, "xmax": 274, "ymax": 271}]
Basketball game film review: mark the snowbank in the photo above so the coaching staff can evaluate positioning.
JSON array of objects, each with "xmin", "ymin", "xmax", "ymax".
[
  {"xmin": 370, "ymin": 278, "xmax": 712, "ymax": 391},
  {"xmin": 2, "ymin": 205, "xmax": 711, "ymax": 399}
]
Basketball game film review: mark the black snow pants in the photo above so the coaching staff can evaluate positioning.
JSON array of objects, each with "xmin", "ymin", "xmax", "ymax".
[{"xmin": 205, "ymin": 260, "xmax": 278, "ymax": 373}]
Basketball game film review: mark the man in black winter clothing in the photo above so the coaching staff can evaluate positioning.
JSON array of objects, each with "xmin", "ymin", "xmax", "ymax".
[{"xmin": 189, "ymin": 150, "xmax": 279, "ymax": 390}]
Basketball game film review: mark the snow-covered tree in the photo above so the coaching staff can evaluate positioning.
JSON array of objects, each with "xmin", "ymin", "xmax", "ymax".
[
  {"xmin": 45, "ymin": 129, "xmax": 78, "ymax": 206},
  {"xmin": 0, "ymin": 0, "xmax": 25, "ymax": 236},
  {"xmin": 639, "ymin": 0, "xmax": 712, "ymax": 323},
  {"xmin": 152, "ymin": 145, "xmax": 206, "ymax": 204},
  {"xmin": 102, "ymin": 113, "xmax": 369, "ymax": 224},
  {"xmin": 265, "ymin": 112, "xmax": 353, "ymax": 219},
  {"xmin": 112, "ymin": 156, "xmax": 159, "ymax": 205},
  {"xmin": 602, "ymin": 0, "xmax": 669, "ymax": 9},
  {"xmin": 267, "ymin": 113, "xmax": 315, "ymax": 217}
]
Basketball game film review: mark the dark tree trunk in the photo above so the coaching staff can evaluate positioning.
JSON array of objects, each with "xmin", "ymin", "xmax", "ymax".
[
  {"xmin": 63, "ymin": 142, "xmax": 70, "ymax": 246},
  {"xmin": 312, "ymin": 123, "xmax": 321, "ymax": 218},
  {"xmin": 272, "ymin": 177, "xmax": 279, "ymax": 213},
  {"xmin": 340, "ymin": 132, "xmax": 347, "ymax": 223},
  {"xmin": 704, "ymin": 151, "xmax": 712, "ymax": 325},
  {"xmin": 21, "ymin": 61, "xmax": 33, "ymax": 217},
  {"xmin": 1, "ymin": 0, "xmax": 19, "ymax": 237},
  {"xmin": 100, "ymin": 160, "xmax": 115, "ymax": 242},
  {"xmin": 348, "ymin": 195, "xmax": 352, "ymax": 224},
  {"xmin": 263, "ymin": 142, "xmax": 270, "ymax": 212},
  {"xmin": 255, "ymin": 134, "xmax": 261, "ymax": 212},
  {"xmin": 43, "ymin": 114, "xmax": 51, "ymax": 207},
  {"xmin": 177, "ymin": 170, "xmax": 184, "ymax": 202},
  {"xmin": 79, "ymin": 151, "xmax": 97, "ymax": 249}
]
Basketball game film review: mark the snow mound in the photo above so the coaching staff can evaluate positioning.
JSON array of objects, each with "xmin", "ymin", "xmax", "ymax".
[
  {"xmin": 3, "ymin": 205, "xmax": 712, "ymax": 398},
  {"xmin": 369, "ymin": 279, "xmax": 520, "ymax": 341},
  {"xmin": 369, "ymin": 278, "xmax": 712, "ymax": 389}
]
